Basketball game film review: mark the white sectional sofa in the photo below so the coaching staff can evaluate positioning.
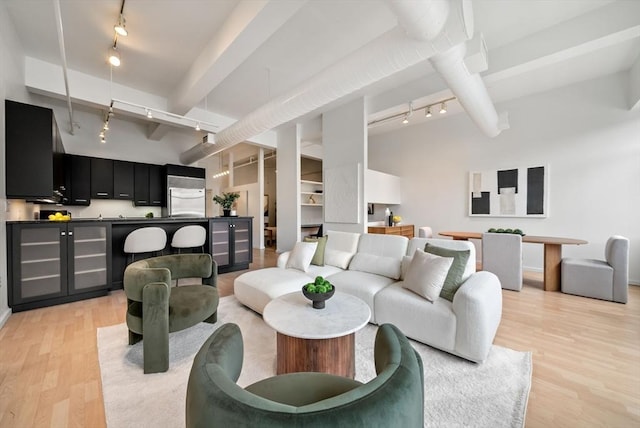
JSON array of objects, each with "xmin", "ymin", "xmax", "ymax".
[{"xmin": 234, "ymin": 231, "xmax": 502, "ymax": 363}]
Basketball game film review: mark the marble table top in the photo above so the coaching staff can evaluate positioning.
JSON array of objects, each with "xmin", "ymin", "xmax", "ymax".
[{"xmin": 263, "ymin": 292, "xmax": 371, "ymax": 340}]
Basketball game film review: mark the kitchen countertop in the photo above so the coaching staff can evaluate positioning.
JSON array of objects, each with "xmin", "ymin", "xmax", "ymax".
[{"xmin": 7, "ymin": 216, "xmax": 214, "ymax": 224}]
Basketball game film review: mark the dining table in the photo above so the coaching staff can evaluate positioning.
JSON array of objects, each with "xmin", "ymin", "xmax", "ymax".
[{"xmin": 439, "ymin": 231, "xmax": 588, "ymax": 291}]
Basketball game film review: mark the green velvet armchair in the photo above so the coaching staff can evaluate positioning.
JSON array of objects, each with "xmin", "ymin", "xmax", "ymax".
[
  {"xmin": 185, "ymin": 323, "xmax": 424, "ymax": 427},
  {"xmin": 123, "ymin": 253, "xmax": 219, "ymax": 374}
]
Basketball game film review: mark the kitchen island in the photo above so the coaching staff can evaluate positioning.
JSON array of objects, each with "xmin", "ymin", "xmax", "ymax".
[{"xmin": 6, "ymin": 216, "xmax": 252, "ymax": 311}]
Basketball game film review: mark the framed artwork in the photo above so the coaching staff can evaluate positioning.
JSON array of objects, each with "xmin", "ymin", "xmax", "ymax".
[{"xmin": 469, "ymin": 165, "xmax": 548, "ymax": 218}]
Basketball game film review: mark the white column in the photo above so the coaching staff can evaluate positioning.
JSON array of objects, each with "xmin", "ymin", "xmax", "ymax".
[
  {"xmin": 322, "ymin": 98, "xmax": 368, "ymax": 234},
  {"xmin": 276, "ymin": 124, "xmax": 301, "ymax": 252},
  {"xmin": 257, "ymin": 148, "xmax": 265, "ymax": 249}
]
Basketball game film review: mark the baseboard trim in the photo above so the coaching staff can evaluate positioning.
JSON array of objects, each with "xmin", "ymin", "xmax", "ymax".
[{"xmin": 0, "ymin": 307, "xmax": 11, "ymax": 330}]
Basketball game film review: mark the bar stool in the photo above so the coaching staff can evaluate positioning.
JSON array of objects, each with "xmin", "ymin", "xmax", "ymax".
[
  {"xmin": 171, "ymin": 225, "xmax": 206, "ymax": 253},
  {"xmin": 124, "ymin": 227, "xmax": 167, "ymax": 263}
]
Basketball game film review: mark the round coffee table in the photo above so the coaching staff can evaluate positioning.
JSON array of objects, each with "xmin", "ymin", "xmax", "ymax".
[{"xmin": 263, "ymin": 291, "xmax": 370, "ymax": 379}]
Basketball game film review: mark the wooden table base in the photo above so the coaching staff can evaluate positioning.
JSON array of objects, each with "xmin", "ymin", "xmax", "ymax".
[{"xmin": 276, "ymin": 332, "xmax": 355, "ymax": 378}]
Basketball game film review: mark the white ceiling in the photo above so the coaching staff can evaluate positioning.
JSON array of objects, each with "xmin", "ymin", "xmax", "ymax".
[{"xmin": 5, "ymin": 0, "xmax": 639, "ymax": 155}]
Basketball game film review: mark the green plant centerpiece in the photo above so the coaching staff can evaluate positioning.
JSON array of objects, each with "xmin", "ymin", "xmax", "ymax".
[
  {"xmin": 487, "ymin": 228, "xmax": 525, "ymax": 236},
  {"xmin": 213, "ymin": 192, "xmax": 240, "ymax": 216},
  {"xmin": 302, "ymin": 276, "xmax": 335, "ymax": 309}
]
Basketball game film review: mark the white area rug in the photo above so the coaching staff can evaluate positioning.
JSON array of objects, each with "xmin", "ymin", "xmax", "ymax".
[{"xmin": 98, "ymin": 296, "xmax": 531, "ymax": 428}]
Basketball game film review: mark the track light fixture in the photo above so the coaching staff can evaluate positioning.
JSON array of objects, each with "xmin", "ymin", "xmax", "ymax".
[
  {"xmin": 99, "ymin": 101, "xmax": 114, "ymax": 143},
  {"xmin": 114, "ymin": 14, "xmax": 128, "ymax": 37},
  {"xmin": 367, "ymin": 97, "xmax": 457, "ymax": 127},
  {"xmin": 146, "ymin": 109, "xmax": 153, "ymax": 119},
  {"xmin": 402, "ymin": 102, "xmax": 414, "ymax": 124},
  {"xmin": 108, "ymin": 44, "xmax": 121, "ymax": 67},
  {"xmin": 195, "ymin": 122, "xmax": 201, "ymax": 131},
  {"xmin": 107, "ymin": 0, "xmax": 128, "ymax": 66}
]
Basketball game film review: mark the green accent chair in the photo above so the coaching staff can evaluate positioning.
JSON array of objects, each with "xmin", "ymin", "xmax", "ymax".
[
  {"xmin": 185, "ymin": 323, "xmax": 424, "ymax": 427},
  {"xmin": 124, "ymin": 253, "xmax": 219, "ymax": 374}
]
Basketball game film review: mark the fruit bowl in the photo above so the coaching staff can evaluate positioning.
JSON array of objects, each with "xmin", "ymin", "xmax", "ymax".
[
  {"xmin": 302, "ymin": 276, "xmax": 335, "ymax": 309},
  {"xmin": 302, "ymin": 285, "xmax": 335, "ymax": 309}
]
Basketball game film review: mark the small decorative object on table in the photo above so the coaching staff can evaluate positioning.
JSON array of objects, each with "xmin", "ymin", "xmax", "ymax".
[
  {"xmin": 487, "ymin": 228, "xmax": 525, "ymax": 236},
  {"xmin": 302, "ymin": 276, "xmax": 335, "ymax": 309},
  {"xmin": 145, "ymin": 212, "xmax": 154, "ymax": 218},
  {"xmin": 213, "ymin": 192, "xmax": 240, "ymax": 216},
  {"xmin": 392, "ymin": 215, "xmax": 402, "ymax": 226}
]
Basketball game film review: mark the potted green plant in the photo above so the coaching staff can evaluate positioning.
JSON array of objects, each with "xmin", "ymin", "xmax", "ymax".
[
  {"xmin": 302, "ymin": 276, "xmax": 335, "ymax": 309},
  {"xmin": 213, "ymin": 192, "xmax": 240, "ymax": 216}
]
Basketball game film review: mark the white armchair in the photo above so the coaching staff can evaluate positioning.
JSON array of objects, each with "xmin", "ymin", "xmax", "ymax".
[{"xmin": 561, "ymin": 236, "xmax": 630, "ymax": 303}]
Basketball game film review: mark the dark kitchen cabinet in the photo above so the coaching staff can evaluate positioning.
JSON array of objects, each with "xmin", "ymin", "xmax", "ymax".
[
  {"xmin": 5, "ymin": 100, "xmax": 65, "ymax": 199},
  {"xmin": 209, "ymin": 217, "xmax": 253, "ymax": 273},
  {"xmin": 7, "ymin": 222, "xmax": 112, "ymax": 312},
  {"xmin": 113, "ymin": 160, "xmax": 134, "ymax": 200},
  {"xmin": 63, "ymin": 154, "xmax": 91, "ymax": 206},
  {"xmin": 165, "ymin": 164, "xmax": 205, "ymax": 179},
  {"xmin": 134, "ymin": 163, "xmax": 164, "ymax": 206},
  {"xmin": 91, "ymin": 158, "xmax": 114, "ymax": 199},
  {"xmin": 148, "ymin": 164, "xmax": 164, "ymax": 206},
  {"xmin": 134, "ymin": 163, "xmax": 150, "ymax": 206}
]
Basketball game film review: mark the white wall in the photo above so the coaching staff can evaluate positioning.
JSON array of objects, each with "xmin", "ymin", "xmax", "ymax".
[
  {"xmin": 0, "ymin": 3, "xmax": 32, "ymax": 326},
  {"xmin": 369, "ymin": 72, "xmax": 640, "ymax": 284}
]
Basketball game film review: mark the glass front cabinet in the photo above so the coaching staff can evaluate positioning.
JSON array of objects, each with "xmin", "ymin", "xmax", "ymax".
[
  {"xmin": 209, "ymin": 217, "xmax": 253, "ymax": 274},
  {"xmin": 8, "ymin": 222, "xmax": 112, "ymax": 311}
]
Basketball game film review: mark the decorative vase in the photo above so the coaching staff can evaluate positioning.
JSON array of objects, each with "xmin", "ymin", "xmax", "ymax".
[
  {"xmin": 222, "ymin": 209, "xmax": 231, "ymax": 217},
  {"xmin": 302, "ymin": 285, "xmax": 336, "ymax": 309}
]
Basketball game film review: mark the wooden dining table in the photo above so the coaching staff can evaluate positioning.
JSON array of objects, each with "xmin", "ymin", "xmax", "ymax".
[{"xmin": 439, "ymin": 231, "xmax": 588, "ymax": 292}]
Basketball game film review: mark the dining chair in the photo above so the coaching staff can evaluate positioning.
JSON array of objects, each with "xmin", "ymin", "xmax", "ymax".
[{"xmin": 482, "ymin": 232, "xmax": 523, "ymax": 291}]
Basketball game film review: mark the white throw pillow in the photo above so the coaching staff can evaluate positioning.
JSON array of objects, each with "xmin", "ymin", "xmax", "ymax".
[
  {"xmin": 349, "ymin": 253, "xmax": 402, "ymax": 279},
  {"xmin": 323, "ymin": 231, "xmax": 360, "ymax": 269},
  {"xmin": 285, "ymin": 241, "xmax": 318, "ymax": 272},
  {"xmin": 403, "ymin": 249, "xmax": 453, "ymax": 302}
]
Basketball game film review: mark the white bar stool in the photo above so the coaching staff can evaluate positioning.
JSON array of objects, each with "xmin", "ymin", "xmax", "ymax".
[
  {"xmin": 124, "ymin": 227, "xmax": 167, "ymax": 263},
  {"xmin": 171, "ymin": 225, "xmax": 206, "ymax": 253}
]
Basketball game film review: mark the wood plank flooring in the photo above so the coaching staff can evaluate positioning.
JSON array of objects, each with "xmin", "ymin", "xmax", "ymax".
[{"xmin": 0, "ymin": 249, "xmax": 638, "ymax": 427}]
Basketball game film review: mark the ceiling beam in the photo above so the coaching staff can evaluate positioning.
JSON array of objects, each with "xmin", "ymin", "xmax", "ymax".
[
  {"xmin": 147, "ymin": 0, "xmax": 306, "ymax": 141},
  {"xmin": 366, "ymin": 0, "xmax": 640, "ymax": 121}
]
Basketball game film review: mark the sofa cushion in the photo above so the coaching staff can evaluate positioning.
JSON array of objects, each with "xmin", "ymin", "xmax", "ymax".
[
  {"xmin": 349, "ymin": 253, "xmax": 402, "ymax": 280},
  {"xmin": 424, "ymin": 243, "xmax": 470, "ymax": 301},
  {"xmin": 374, "ymin": 282, "xmax": 457, "ymax": 353},
  {"xmin": 286, "ymin": 241, "xmax": 318, "ymax": 272},
  {"xmin": 306, "ymin": 264, "xmax": 344, "ymax": 278},
  {"xmin": 327, "ymin": 270, "xmax": 397, "ymax": 323},
  {"xmin": 324, "ymin": 231, "xmax": 360, "ymax": 269},
  {"xmin": 347, "ymin": 234, "xmax": 408, "ymax": 279},
  {"xmin": 304, "ymin": 236, "xmax": 328, "ymax": 266},
  {"xmin": 403, "ymin": 249, "xmax": 453, "ymax": 302},
  {"xmin": 407, "ymin": 238, "xmax": 476, "ymax": 281},
  {"xmin": 234, "ymin": 268, "xmax": 312, "ymax": 314}
]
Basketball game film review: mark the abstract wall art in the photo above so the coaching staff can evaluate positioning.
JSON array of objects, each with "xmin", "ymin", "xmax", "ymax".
[{"xmin": 469, "ymin": 165, "xmax": 548, "ymax": 217}]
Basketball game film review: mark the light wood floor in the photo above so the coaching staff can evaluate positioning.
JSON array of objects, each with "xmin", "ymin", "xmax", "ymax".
[{"xmin": 0, "ymin": 249, "xmax": 638, "ymax": 427}]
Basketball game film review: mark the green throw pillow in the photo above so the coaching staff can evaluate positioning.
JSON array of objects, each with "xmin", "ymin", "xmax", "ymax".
[
  {"xmin": 303, "ymin": 236, "xmax": 327, "ymax": 266},
  {"xmin": 424, "ymin": 243, "xmax": 470, "ymax": 301}
]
